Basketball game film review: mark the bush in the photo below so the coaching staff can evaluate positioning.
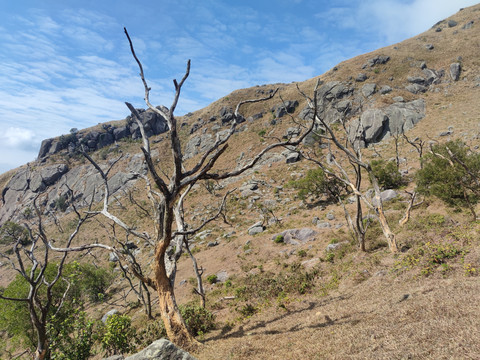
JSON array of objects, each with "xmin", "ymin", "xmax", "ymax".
[
  {"xmin": 274, "ymin": 235, "xmax": 284, "ymax": 244},
  {"xmin": 370, "ymin": 159, "xmax": 403, "ymax": 189},
  {"xmin": 288, "ymin": 167, "xmax": 343, "ymax": 202},
  {"xmin": 101, "ymin": 314, "xmax": 136, "ymax": 356},
  {"xmin": 48, "ymin": 309, "xmax": 95, "ymax": 360},
  {"xmin": 55, "ymin": 195, "xmax": 68, "ymax": 212},
  {"xmin": 416, "ymin": 141, "xmax": 480, "ymax": 209},
  {"xmin": 0, "ymin": 222, "xmax": 30, "ymax": 246},
  {"xmin": 180, "ymin": 304, "xmax": 216, "ymax": 336},
  {"xmin": 75, "ymin": 263, "xmax": 114, "ymax": 302}
]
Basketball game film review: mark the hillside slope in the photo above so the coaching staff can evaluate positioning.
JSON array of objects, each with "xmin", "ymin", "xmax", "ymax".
[{"xmin": 1, "ymin": 4, "xmax": 480, "ymax": 360}]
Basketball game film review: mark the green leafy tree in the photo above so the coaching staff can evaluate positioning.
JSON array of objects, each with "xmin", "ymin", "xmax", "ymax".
[{"xmin": 417, "ymin": 140, "xmax": 480, "ymax": 218}]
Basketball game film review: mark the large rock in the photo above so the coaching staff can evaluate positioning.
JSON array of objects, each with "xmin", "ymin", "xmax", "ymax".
[
  {"xmin": 184, "ymin": 134, "xmax": 214, "ymax": 159},
  {"xmin": 348, "ymin": 99, "xmax": 425, "ymax": 148},
  {"xmin": 450, "ymin": 63, "xmax": 461, "ymax": 81},
  {"xmin": 359, "ymin": 109, "xmax": 387, "ymax": 143},
  {"xmin": 361, "ymin": 83, "xmax": 377, "ymax": 98},
  {"xmin": 29, "ymin": 164, "xmax": 69, "ymax": 193},
  {"xmin": 125, "ymin": 339, "xmax": 197, "ymax": 360},
  {"xmin": 272, "ymin": 228, "xmax": 317, "ymax": 245},
  {"xmin": 272, "ymin": 100, "xmax": 298, "ymax": 118},
  {"xmin": 38, "ymin": 138, "xmax": 54, "ymax": 158}
]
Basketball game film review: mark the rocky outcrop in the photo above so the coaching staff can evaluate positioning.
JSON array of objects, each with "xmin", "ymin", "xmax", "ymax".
[
  {"xmin": 37, "ymin": 107, "xmax": 168, "ymax": 159},
  {"xmin": 0, "ymin": 154, "xmax": 145, "ymax": 225},
  {"xmin": 348, "ymin": 99, "xmax": 425, "ymax": 148},
  {"xmin": 103, "ymin": 339, "xmax": 197, "ymax": 360}
]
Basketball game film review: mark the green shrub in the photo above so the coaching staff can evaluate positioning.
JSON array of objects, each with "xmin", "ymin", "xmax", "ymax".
[
  {"xmin": 370, "ymin": 159, "xmax": 403, "ymax": 189},
  {"xmin": 48, "ymin": 309, "xmax": 95, "ymax": 360},
  {"xmin": 416, "ymin": 140, "xmax": 480, "ymax": 209},
  {"xmin": 287, "ymin": 167, "xmax": 343, "ymax": 202},
  {"xmin": 274, "ymin": 235, "xmax": 284, "ymax": 244},
  {"xmin": 180, "ymin": 304, "xmax": 216, "ymax": 336},
  {"xmin": 297, "ymin": 249, "xmax": 307, "ymax": 257},
  {"xmin": 75, "ymin": 263, "xmax": 114, "ymax": 302},
  {"xmin": 237, "ymin": 303, "xmax": 257, "ymax": 317},
  {"xmin": 101, "ymin": 314, "xmax": 136, "ymax": 355},
  {"xmin": 55, "ymin": 195, "xmax": 68, "ymax": 212},
  {"xmin": 0, "ymin": 221, "xmax": 30, "ymax": 246}
]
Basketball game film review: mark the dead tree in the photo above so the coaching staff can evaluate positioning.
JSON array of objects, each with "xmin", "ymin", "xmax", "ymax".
[
  {"xmin": 49, "ymin": 28, "xmax": 314, "ymax": 348},
  {"xmin": 0, "ymin": 194, "xmax": 93, "ymax": 360},
  {"xmin": 298, "ymin": 80, "xmax": 398, "ymax": 253}
]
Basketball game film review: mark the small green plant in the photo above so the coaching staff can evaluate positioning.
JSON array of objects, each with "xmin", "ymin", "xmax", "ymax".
[
  {"xmin": 297, "ymin": 249, "xmax": 307, "ymax": 258},
  {"xmin": 55, "ymin": 195, "xmax": 68, "ymax": 212},
  {"xmin": 206, "ymin": 274, "xmax": 218, "ymax": 284},
  {"xmin": 325, "ymin": 252, "xmax": 335, "ymax": 263},
  {"xmin": 258, "ymin": 129, "xmax": 266, "ymax": 137},
  {"xmin": 274, "ymin": 235, "xmax": 284, "ymax": 244},
  {"xmin": 237, "ymin": 303, "xmax": 257, "ymax": 317},
  {"xmin": 464, "ymin": 263, "xmax": 478, "ymax": 276}
]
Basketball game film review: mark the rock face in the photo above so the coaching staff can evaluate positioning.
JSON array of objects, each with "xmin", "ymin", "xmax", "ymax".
[
  {"xmin": 37, "ymin": 107, "xmax": 169, "ymax": 159},
  {"xmin": 103, "ymin": 339, "xmax": 197, "ymax": 360},
  {"xmin": 348, "ymin": 99, "xmax": 425, "ymax": 148},
  {"xmin": 0, "ymin": 154, "xmax": 145, "ymax": 226}
]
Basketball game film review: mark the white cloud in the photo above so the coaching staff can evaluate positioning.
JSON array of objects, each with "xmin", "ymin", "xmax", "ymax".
[{"xmin": 0, "ymin": 127, "xmax": 37, "ymax": 151}]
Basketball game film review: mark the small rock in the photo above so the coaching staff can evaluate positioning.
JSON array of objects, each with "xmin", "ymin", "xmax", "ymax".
[
  {"xmin": 425, "ymin": 44, "xmax": 434, "ymax": 50},
  {"xmin": 447, "ymin": 20, "xmax": 457, "ymax": 28},
  {"xmin": 379, "ymin": 85, "xmax": 392, "ymax": 94},
  {"xmin": 326, "ymin": 242, "xmax": 347, "ymax": 251},
  {"xmin": 356, "ymin": 73, "xmax": 368, "ymax": 82},
  {"xmin": 462, "ymin": 21, "xmax": 474, "ymax": 30},
  {"xmin": 207, "ymin": 241, "xmax": 219, "ymax": 247},
  {"xmin": 326, "ymin": 212, "xmax": 335, "ymax": 221},
  {"xmin": 316, "ymin": 221, "xmax": 331, "ymax": 229},
  {"xmin": 248, "ymin": 221, "xmax": 264, "ymax": 235},
  {"xmin": 216, "ymin": 270, "xmax": 228, "ymax": 282}
]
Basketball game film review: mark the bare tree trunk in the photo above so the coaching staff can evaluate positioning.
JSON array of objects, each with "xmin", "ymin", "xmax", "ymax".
[
  {"xmin": 153, "ymin": 247, "xmax": 199, "ymax": 348},
  {"xmin": 369, "ymin": 172, "xmax": 398, "ymax": 252}
]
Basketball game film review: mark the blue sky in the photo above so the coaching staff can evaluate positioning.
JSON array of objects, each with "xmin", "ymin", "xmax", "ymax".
[{"xmin": 0, "ymin": 0, "xmax": 477, "ymax": 173}]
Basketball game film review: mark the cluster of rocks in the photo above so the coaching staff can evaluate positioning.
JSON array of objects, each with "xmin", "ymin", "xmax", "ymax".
[{"xmin": 37, "ymin": 107, "xmax": 169, "ymax": 159}]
